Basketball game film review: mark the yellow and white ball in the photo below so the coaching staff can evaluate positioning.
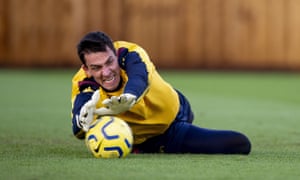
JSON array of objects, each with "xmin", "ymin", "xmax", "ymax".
[{"xmin": 85, "ymin": 116, "xmax": 133, "ymax": 158}]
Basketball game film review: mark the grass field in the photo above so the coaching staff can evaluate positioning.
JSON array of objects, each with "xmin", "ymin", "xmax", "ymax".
[{"xmin": 0, "ymin": 69, "xmax": 300, "ymax": 179}]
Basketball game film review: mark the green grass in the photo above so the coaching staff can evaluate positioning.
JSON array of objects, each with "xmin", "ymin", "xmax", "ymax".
[{"xmin": 0, "ymin": 69, "xmax": 300, "ymax": 179}]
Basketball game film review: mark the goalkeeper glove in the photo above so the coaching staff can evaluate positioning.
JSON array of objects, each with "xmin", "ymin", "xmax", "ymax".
[
  {"xmin": 94, "ymin": 93, "xmax": 136, "ymax": 115},
  {"xmin": 77, "ymin": 90, "xmax": 100, "ymax": 132}
]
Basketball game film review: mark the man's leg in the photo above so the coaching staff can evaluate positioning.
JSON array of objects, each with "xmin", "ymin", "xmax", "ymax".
[{"xmin": 180, "ymin": 124, "xmax": 251, "ymax": 154}]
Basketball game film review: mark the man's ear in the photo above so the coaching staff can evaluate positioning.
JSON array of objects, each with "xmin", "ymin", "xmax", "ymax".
[{"xmin": 81, "ymin": 64, "xmax": 91, "ymax": 77}]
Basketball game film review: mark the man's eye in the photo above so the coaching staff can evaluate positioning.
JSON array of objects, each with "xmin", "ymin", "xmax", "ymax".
[
  {"xmin": 106, "ymin": 60, "xmax": 113, "ymax": 65},
  {"xmin": 91, "ymin": 66, "xmax": 100, "ymax": 71}
]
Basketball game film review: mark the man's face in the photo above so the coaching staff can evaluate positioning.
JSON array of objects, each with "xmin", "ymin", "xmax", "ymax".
[{"xmin": 83, "ymin": 47, "xmax": 121, "ymax": 91}]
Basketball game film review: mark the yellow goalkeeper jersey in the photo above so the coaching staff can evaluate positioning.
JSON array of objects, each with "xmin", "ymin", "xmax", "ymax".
[{"xmin": 71, "ymin": 41, "xmax": 180, "ymax": 144}]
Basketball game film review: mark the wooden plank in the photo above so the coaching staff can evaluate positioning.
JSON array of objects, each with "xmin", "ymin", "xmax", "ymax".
[
  {"xmin": 104, "ymin": 0, "xmax": 124, "ymax": 39},
  {"xmin": 85, "ymin": 0, "xmax": 104, "ymax": 31},
  {"xmin": 0, "ymin": 0, "xmax": 7, "ymax": 64},
  {"xmin": 266, "ymin": 0, "xmax": 286, "ymax": 68},
  {"xmin": 58, "ymin": 0, "xmax": 87, "ymax": 65},
  {"xmin": 7, "ymin": 0, "xmax": 36, "ymax": 65},
  {"xmin": 221, "ymin": 0, "xmax": 270, "ymax": 69},
  {"xmin": 222, "ymin": 0, "xmax": 250, "ymax": 68},
  {"xmin": 182, "ymin": 0, "xmax": 204, "ymax": 67},
  {"xmin": 243, "ymin": 0, "xmax": 267, "ymax": 68},
  {"xmin": 285, "ymin": 0, "xmax": 300, "ymax": 69},
  {"xmin": 37, "ymin": 0, "xmax": 57, "ymax": 63},
  {"xmin": 122, "ymin": 0, "xmax": 160, "ymax": 65},
  {"xmin": 203, "ymin": 0, "xmax": 223, "ymax": 68},
  {"xmin": 156, "ymin": 0, "xmax": 182, "ymax": 66}
]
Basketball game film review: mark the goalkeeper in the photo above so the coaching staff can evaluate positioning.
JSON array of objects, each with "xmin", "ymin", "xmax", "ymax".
[{"xmin": 71, "ymin": 31, "xmax": 251, "ymax": 154}]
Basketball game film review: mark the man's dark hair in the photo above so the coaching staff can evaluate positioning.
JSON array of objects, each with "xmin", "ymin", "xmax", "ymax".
[{"xmin": 77, "ymin": 31, "xmax": 116, "ymax": 65}]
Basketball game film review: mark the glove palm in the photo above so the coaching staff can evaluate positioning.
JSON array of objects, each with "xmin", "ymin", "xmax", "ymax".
[
  {"xmin": 77, "ymin": 90, "xmax": 100, "ymax": 132},
  {"xmin": 94, "ymin": 93, "xmax": 136, "ymax": 115}
]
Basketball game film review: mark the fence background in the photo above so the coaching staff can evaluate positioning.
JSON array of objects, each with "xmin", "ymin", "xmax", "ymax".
[{"xmin": 1, "ymin": 0, "xmax": 300, "ymax": 70}]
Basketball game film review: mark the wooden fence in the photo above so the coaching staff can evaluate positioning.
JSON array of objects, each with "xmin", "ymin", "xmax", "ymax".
[{"xmin": 1, "ymin": 0, "xmax": 300, "ymax": 70}]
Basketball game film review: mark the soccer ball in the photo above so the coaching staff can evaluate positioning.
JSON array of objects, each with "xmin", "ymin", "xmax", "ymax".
[{"xmin": 85, "ymin": 116, "xmax": 133, "ymax": 158}]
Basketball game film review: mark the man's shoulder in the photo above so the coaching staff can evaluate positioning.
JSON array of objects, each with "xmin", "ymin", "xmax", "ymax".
[
  {"xmin": 113, "ymin": 41, "xmax": 140, "ymax": 50},
  {"xmin": 72, "ymin": 68, "xmax": 87, "ymax": 82},
  {"xmin": 113, "ymin": 41, "xmax": 150, "ymax": 61}
]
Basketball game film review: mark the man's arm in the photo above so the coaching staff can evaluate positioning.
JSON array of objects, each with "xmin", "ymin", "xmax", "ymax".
[
  {"xmin": 118, "ymin": 47, "xmax": 149, "ymax": 99},
  {"xmin": 72, "ymin": 92, "xmax": 93, "ymax": 139},
  {"xmin": 71, "ymin": 77, "xmax": 100, "ymax": 139}
]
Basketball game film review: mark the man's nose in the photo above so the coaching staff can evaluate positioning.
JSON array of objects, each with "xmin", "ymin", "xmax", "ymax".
[{"xmin": 102, "ymin": 66, "xmax": 110, "ymax": 76}]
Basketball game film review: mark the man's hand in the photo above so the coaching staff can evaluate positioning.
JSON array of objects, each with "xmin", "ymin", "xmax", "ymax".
[
  {"xmin": 77, "ymin": 90, "xmax": 100, "ymax": 132},
  {"xmin": 94, "ymin": 93, "xmax": 136, "ymax": 115}
]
